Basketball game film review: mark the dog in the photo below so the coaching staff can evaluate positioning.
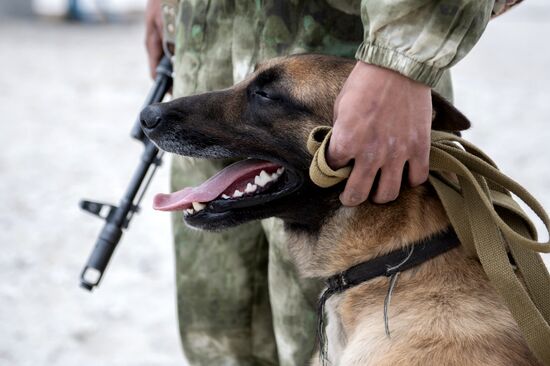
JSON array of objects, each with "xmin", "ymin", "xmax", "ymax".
[{"xmin": 140, "ymin": 54, "xmax": 541, "ymax": 365}]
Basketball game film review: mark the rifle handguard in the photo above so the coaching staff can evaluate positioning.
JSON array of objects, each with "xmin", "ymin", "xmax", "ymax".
[{"xmin": 79, "ymin": 55, "xmax": 173, "ymax": 291}]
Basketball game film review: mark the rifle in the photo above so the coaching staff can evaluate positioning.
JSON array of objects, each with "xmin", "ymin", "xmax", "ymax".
[{"xmin": 79, "ymin": 55, "xmax": 172, "ymax": 291}]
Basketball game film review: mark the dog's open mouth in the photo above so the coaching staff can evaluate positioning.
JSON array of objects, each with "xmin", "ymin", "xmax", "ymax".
[{"xmin": 153, "ymin": 159, "xmax": 302, "ymax": 222}]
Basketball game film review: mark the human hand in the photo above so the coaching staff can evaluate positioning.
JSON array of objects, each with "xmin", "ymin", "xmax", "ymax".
[
  {"xmin": 328, "ymin": 61, "xmax": 432, "ymax": 206},
  {"xmin": 145, "ymin": 0, "xmax": 164, "ymax": 79}
]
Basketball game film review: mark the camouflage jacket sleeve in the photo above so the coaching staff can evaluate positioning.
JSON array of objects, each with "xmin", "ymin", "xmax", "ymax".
[{"xmin": 355, "ymin": 0, "xmax": 494, "ymax": 87}]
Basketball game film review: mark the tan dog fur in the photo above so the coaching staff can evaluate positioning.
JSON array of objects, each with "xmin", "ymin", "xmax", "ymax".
[{"xmin": 291, "ymin": 187, "xmax": 540, "ymax": 365}]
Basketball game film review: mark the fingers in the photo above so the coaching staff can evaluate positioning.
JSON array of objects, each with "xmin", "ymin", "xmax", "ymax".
[
  {"xmin": 340, "ymin": 151, "xmax": 380, "ymax": 206},
  {"xmin": 330, "ymin": 128, "xmax": 407, "ymax": 206},
  {"xmin": 407, "ymin": 134, "xmax": 430, "ymax": 187},
  {"xmin": 145, "ymin": 0, "xmax": 164, "ymax": 79},
  {"xmin": 146, "ymin": 28, "xmax": 163, "ymax": 79},
  {"xmin": 338, "ymin": 147, "xmax": 427, "ymax": 206},
  {"xmin": 408, "ymin": 154, "xmax": 430, "ymax": 187},
  {"xmin": 372, "ymin": 159, "xmax": 406, "ymax": 204}
]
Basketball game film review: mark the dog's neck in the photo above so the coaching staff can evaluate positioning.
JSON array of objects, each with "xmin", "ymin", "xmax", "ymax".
[{"xmin": 285, "ymin": 185, "xmax": 451, "ymax": 279}]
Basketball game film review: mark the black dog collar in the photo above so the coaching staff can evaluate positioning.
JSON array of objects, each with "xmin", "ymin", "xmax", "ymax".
[
  {"xmin": 324, "ymin": 228, "xmax": 460, "ymax": 296},
  {"xmin": 316, "ymin": 228, "xmax": 460, "ymax": 363}
]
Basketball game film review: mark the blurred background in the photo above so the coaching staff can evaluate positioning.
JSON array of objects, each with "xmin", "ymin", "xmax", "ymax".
[{"xmin": 0, "ymin": 0, "xmax": 549, "ymax": 365}]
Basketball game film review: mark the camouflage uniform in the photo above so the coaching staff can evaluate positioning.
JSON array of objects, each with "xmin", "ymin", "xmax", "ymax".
[{"xmin": 159, "ymin": 1, "xmax": 520, "ymax": 365}]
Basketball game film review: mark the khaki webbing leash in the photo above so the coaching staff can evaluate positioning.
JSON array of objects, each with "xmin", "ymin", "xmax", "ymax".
[{"xmin": 307, "ymin": 126, "xmax": 550, "ymax": 365}]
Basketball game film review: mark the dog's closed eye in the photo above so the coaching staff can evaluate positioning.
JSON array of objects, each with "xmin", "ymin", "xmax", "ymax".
[{"xmin": 254, "ymin": 90, "xmax": 281, "ymax": 102}]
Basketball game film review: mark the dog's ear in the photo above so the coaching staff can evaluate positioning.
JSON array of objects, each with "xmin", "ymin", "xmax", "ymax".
[{"xmin": 431, "ymin": 92, "xmax": 471, "ymax": 132}]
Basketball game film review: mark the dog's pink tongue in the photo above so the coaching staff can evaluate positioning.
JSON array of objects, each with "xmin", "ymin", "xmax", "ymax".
[{"xmin": 153, "ymin": 159, "xmax": 279, "ymax": 211}]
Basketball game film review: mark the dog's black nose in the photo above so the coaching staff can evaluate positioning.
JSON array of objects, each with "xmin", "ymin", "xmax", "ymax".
[{"xmin": 140, "ymin": 104, "xmax": 163, "ymax": 129}]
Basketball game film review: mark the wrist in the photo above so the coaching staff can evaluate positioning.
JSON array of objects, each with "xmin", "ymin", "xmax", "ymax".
[
  {"xmin": 355, "ymin": 61, "xmax": 430, "ymax": 91},
  {"xmin": 355, "ymin": 42, "xmax": 444, "ymax": 87}
]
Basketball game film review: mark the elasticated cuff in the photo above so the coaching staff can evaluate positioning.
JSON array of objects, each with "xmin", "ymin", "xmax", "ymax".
[{"xmin": 355, "ymin": 41, "xmax": 445, "ymax": 88}]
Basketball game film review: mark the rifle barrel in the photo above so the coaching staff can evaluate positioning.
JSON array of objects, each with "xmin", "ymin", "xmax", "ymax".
[{"xmin": 80, "ymin": 56, "xmax": 172, "ymax": 291}]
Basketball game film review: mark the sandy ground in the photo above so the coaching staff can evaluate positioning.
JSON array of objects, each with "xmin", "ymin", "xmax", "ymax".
[
  {"xmin": 0, "ymin": 3, "xmax": 549, "ymax": 366},
  {"xmin": 0, "ymin": 19, "xmax": 182, "ymax": 366}
]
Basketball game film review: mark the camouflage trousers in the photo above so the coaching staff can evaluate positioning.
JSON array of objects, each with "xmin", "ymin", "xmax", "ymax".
[{"xmin": 171, "ymin": 158, "xmax": 324, "ymax": 366}]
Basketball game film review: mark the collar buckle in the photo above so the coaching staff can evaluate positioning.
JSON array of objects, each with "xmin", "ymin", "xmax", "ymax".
[{"xmin": 326, "ymin": 272, "xmax": 348, "ymax": 292}]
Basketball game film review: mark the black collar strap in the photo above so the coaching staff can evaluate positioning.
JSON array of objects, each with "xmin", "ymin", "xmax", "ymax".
[
  {"xmin": 316, "ymin": 228, "xmax": 460, "ymax": 364},
  {"xmin": 324, "ymin": 228, "xmax": 460, "ymax": 295}
]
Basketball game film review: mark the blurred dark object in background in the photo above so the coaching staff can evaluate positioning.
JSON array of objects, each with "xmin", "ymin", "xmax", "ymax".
[
  {"xmin": 1, "ymin": 0, "xmax": 146, "ymax": 23},
  {"xmin": 64, "ymin": 0, "xmax": 144, "ymax": 23},
  {"xmin": 66, "ymin": 0, "xmax": 90, "ymax": 21}
]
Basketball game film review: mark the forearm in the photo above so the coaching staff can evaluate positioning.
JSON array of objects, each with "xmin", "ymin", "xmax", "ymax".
[{"xmin": 356, "ymin": 0, "xmax": 494, "ymax": 87}]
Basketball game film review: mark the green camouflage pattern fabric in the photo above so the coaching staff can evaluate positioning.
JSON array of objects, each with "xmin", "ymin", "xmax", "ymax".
[
  {"xmin": 167, "ymin": 0, "xmax": 497, "ymax": 94},
  {"xmin": 171, "ymin": 158, "xmax": 323, "ymax": 366},
  {"xmin": 161, "ymin": 0, "xmax": 500, "ymax": 365},
  {"xmin": 354, "ymin": 0, "xmax": 495, "ymax": 87}
]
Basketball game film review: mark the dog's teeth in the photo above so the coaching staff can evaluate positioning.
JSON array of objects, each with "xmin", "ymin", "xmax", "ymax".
[
  {"xmin": 192, "ymin": 202, "xmax": 206, "ymax": 211},
  {"xmin": 183, "ymin": 208, "xmax": 195, "ymax": 216},
  {"xmin": 245, "ymin": 183, "xmax": 257, "ymax": 193},
  {"xmin": 221, "ymin": 194, "xmax": 230, "ymax": 199},
  {"xmin": 276, "ymin": 167, "xmax": 285, "ymax": 175},
  {"xmin": 254, "ymin": 175, "xmax": 263, "ymax": 186},
  {"xmin": 233, "ymin": 190, "xmax": 244, "ymax": 198},
  {"xmin": 255, "ymin": 170, "xmax": 271, "ymax": 187},
  {"xmin": 271, "ymin": 172, "xmax": 280, "ymax": 180}
]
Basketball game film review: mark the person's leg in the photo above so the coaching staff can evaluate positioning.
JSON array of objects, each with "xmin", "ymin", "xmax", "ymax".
[
  {"xmin": 261, "ymin": 218, "xmax": 324, "ymax": 366},
  {"xmin": 171, "ymin": 157, "xmax": 278, "ymax": 366},
  {"xmin": 168, "ymin": 1, "xmax": 280, "ymax": 363}
]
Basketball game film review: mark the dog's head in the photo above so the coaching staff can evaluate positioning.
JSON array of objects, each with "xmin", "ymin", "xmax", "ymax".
[{"xmin": 141, "ymin": 54, "xmax": 469, "ymax": 231}]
